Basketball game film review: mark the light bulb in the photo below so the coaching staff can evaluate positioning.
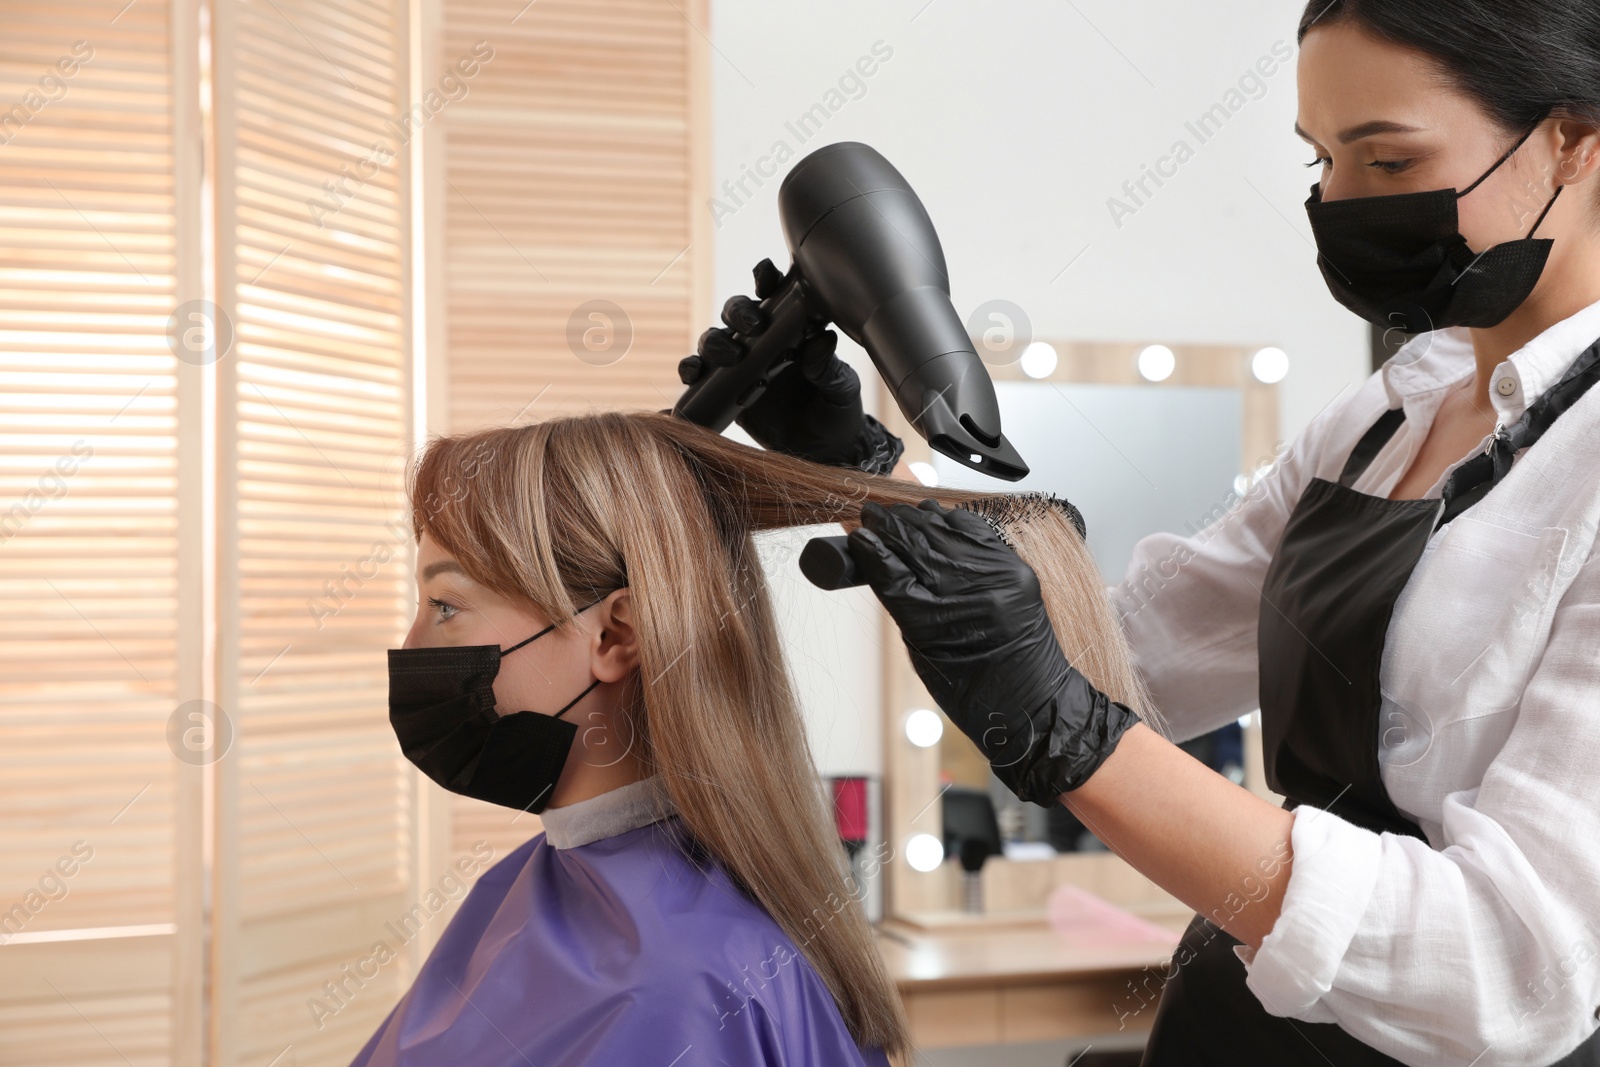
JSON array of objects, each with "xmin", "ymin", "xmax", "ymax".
[
  {"xmin": 906, "ymin": 833, "xmax": 945, "ymax": 872},
  {"xmin": 1252, "ymin": 346, "xmax": 1289, "ymax": 384},
  {"xmin": 905, "ymin": 708, "xmax": 943, "ymax": 748},
  {"xmin": 1138, "ymin": 344, "xmax": 1175, "ymax": 382},
  {"xmin": 1020, "ymin": 341, "xmax": 1058, "ymax": 379}
]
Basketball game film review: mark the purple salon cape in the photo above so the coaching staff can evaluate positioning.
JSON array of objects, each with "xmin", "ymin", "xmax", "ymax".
[{"xmin": 350, "ymin": 777, "xmax": 891, "ymax": 1067}]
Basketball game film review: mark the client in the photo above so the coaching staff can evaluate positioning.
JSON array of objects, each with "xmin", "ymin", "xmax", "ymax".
[{"xmin": 351, "ymin": 411, "xmax": 1157, "ymax": 1067}]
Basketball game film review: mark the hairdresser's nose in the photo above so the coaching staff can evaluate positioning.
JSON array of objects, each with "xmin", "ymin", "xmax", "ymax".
[
  {"xmin": 1315, "ymin": 160, "xmax": 1369, "ymax": 205},
  {"xmin": 1317, "ymin": 174, "xmax": 1356, "ymax": 204}
]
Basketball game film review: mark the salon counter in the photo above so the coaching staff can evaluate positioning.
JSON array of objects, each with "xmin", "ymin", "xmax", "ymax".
[{"xmin": 875, "ymin": 909, "xmax": 1186, "ymax": 1050}]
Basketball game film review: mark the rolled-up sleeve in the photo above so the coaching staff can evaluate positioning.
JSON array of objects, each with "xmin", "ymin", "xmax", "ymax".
[{"xmin": 1240, "ymin": 539, "xmax": 1600, "ymax": 1066}]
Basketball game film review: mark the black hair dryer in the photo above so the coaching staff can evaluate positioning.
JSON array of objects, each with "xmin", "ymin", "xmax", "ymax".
[{"xmin": 673, "ymin": 141, "xmax": 1029, "ymax": 482}]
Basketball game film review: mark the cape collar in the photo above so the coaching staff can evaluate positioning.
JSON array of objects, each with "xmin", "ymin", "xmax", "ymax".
[{"xmin": 539, "ymin": 775, "xmax": 676, "ymax": 850}]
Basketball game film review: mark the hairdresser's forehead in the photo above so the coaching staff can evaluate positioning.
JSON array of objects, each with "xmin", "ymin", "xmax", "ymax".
[{"xmin": 1297, "ymin": 21, "xmax": 1457, "ymax": 142}]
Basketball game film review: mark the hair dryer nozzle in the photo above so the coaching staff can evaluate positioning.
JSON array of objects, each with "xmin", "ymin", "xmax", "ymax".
[
  {"xmin": 911, "ymin": 378, "xmax": 1029, "ymax": 481},
  {"xmin": 861, "ymin": 286, "xmax": 1029, "ymax": 481}
]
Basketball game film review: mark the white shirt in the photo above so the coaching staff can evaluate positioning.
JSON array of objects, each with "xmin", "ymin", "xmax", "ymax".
[{"xmin": 1108, "ymin": 296, "xmax": 1600, "ymax": 1066}]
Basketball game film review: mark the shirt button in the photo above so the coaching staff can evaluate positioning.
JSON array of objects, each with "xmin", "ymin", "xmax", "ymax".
[{"xmin": 1496, "ymin": 377, "xmax": 1516, "ymax": 396}]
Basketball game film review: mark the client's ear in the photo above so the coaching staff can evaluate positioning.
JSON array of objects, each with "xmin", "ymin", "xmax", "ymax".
[{"xmin": 589, "ymin": 588, "xmax": 639, "ymax": 682}]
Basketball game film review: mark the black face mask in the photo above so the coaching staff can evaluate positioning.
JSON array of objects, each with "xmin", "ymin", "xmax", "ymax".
[
  {"xmin": 387, "ymin": 595, "xmax": 609, "ymax": 815},
  {"xmin": 1304, "ymin": 116, "xmax": 1563, "ymax": 334}
]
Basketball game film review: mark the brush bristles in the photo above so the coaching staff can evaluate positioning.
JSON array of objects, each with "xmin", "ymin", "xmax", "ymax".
[{"xmin": 958, "ymin": 491, "xmax": 1087, "ymax": 545}]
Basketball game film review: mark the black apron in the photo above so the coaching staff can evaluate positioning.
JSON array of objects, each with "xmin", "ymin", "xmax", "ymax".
[{"xmin": 1140, "ymin": 339, "xmax": 1600, "ymax": 1067}]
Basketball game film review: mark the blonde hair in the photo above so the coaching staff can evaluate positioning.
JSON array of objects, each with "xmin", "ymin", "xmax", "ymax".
[{"xmin": 407, "ymin": 411, "xmax": 1158, "ymax": 1060}]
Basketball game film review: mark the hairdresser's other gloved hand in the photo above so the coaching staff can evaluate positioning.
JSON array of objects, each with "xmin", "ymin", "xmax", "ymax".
[
  {"xmin": 848, "ymin": 499, "xmax": 1141, "ymax": 806},
  {"xmin": 677, "ymin": 258, "xmax": 904, "ymax": 475}
]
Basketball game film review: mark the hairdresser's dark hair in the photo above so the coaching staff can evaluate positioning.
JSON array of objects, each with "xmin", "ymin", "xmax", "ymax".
[{"xmin": 1299, "ymin": 0, "xmax": 1600, "ymax": 209}]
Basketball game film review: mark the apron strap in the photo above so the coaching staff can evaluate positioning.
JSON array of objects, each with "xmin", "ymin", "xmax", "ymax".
[{"xmin": 1338, "ymin": 405, "xmax": 1407, "ymax": 487}]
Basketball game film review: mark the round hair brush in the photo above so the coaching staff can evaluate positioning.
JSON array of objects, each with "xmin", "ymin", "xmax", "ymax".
[{"xmin": 797, "ymin": 493, "xmax": 1086, "ymax": 591}]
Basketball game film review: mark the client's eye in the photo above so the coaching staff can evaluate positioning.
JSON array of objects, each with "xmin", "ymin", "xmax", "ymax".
[{"xmin": 427, "ymin": 596, "xmax": 459, "ymax": 622}]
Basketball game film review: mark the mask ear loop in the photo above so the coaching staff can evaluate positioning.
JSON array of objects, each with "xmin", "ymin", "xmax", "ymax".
[
  {"xmin": 1456, "ymin": 115, "xmax": 1548, "ymax": 199},
  {"xmin": 498, "ymin": 619, "xmax": 560, "ymax": 659},
  {"xmin": 497, "ymin": 591, "xmax": 617, "ymax": 659},
  {"xmin": 499, "ymin": 590, "xmax": 622, "ymax": 719},
  {"xmin": 1522, "ymin": 183, "xmax": 1564, "ymax": 239},
  {"xmin": 550, "ymin": 678, "xmax": 602, "ymax": 720},
  {"xmin": 1454, "ymin": 111, "xmax": 1564, "ymax": 241}
]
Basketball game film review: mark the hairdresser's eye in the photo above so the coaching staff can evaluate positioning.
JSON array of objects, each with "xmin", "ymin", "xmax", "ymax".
[
  {"xmin": 1303, "ymin": 155, "xmax": 1331, "ymax": 170},
  {"xmin": 1367, "ymin": 158, "xmax": 1412, "ymax": 174},
  {"xmin": 427, "ymin": 596, "xmax": 459, "ymax": 623}
]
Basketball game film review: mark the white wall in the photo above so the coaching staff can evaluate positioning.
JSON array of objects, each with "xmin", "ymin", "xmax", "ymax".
[{"xmin": 709, "ymin": 0, "xmax": 1371, "ymax": 776}]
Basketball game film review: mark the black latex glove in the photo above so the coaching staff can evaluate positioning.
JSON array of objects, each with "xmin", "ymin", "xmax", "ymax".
[
  {"xmin": 848, "ymin": 499, "xmax": 1141, "ymax": 806},
  {"xmin": 677, "ymin": 258, "xmax": 904, "ymax": 474}
]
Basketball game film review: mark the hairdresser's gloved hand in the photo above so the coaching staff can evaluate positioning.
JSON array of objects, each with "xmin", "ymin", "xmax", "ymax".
[
  {"xmin": 677, "ymin": 258, "xmax": 904, "ymax": 475},
  {"xmin": 848, "ymin": 499, "xmax": 1141, "ymax": 806}
]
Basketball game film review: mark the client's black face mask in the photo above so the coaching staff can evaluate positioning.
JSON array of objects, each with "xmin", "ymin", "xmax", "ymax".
[
  {"xmin": 1304, "ymin": 116, "xmax": 1562, "ymax": 333},
  {"xmin": 387, "ymin": 595, "xmax": 608, "ymax": 815}
]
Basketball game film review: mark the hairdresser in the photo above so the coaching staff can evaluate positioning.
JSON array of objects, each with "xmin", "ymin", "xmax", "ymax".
[{"xmin": 678, "ymin": 3, "xmax": 1600, "ymax": 1064}]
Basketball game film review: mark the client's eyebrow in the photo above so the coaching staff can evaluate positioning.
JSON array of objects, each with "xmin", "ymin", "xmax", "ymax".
[
  {"xmin": 421, "ymin": 560, "xmax": 467, "ymax": 581},
  {"xmin": 1293, "ymin": 118, "xmax": 1425, "ymax": 144}
]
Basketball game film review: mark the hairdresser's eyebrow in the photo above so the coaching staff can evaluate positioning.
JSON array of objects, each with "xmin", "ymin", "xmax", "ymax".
[
  {"xmin": 421, "ymin": 559, "xmax": 468, "ymax": 582},
  {"xmin": 1294, "ymin": 118, "xmax": 1425, "ymax": 144}
]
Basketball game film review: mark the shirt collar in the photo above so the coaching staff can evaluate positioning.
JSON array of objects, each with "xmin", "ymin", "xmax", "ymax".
[
  {"xmin": 1382, "ymin": 295, "xmax": 1600, "ymax": 422},
  {"xmin": 539, "ymin": 775, "xmax": 676, "ymax": 850}
]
